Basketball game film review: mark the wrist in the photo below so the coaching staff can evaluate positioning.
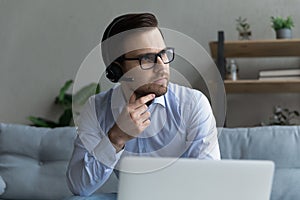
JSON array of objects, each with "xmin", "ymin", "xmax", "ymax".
[{"xmin": 108, "ymin": 125, "xmax": 127, "ymax": 152}]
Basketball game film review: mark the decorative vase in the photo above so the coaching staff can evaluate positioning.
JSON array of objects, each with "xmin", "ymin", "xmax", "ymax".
[
  {"xmin": 239, "ymin": 31, "xmax": 251, "ymax": 40},
  {"xmin": 276, "ymin": 28, "xmax": 292, "ymax": 39}
]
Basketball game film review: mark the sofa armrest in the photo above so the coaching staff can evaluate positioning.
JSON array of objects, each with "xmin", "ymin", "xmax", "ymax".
[
  {"xmin": 0, "ymin": 176, "xmax": 6, "ymax": 195},
  {"xmin": 63, "ymin": 193, "xmax": 117, "ymax": 200}
]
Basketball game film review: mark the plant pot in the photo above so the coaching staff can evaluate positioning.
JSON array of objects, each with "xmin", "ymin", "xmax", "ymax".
[
  {"xmin": 276, "ymin": 28, "xmax": 292, "ymax": 39},
  {"xmin": 239, "ymin": 31, "xmax": 251, "ymax": 40}
]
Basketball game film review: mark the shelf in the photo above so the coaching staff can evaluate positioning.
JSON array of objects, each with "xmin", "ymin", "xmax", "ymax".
[
  {"xmin": 209, "ymin": 39, "xmax": 300, "ymax": 58},
  {"xmin": 209, "ymin": 38, "xmax": 300, "ymax": 93},
  {"xmin": 224, "ymin": 80, "xmax": 300, "ymax": 93}
]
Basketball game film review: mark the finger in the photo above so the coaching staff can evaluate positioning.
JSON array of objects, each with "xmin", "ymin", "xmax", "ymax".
[
  {"xmin": 133, "ymin": 93, "xmax": 155, "ymax": 108},
  {"xmin": 130, "ymin": 110, "xmax": 150, "ymax": 126},
  {"xmin": 131, "ymin": 104, "xmax": 148, "ymax": 118},
  {"xmin": 139, "ymin": 111, "xmax": 151, "ymax": 123},
  {"xmin": 129, "ymin": 93, "xmax": 137, "ymax": 104},
  {"xmin": 141, "ymin": 119, "xmax": 151, "ymax": 128}
]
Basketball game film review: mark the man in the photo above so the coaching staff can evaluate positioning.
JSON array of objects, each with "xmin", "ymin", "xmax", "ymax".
[{"xmin": 67, "ymin": 13, "xmax": 220, "ymax": 196}]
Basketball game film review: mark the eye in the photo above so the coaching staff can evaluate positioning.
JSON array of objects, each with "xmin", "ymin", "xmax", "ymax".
[
  {"xmin": 141, "ymin": 54, "xmax": 156, "ymax": 63},
  {"xmin": 162, "ymin": 48, "xmax": 174, "ymax": 62},
  {"xmin": 160, "ymin": 50, "xmax": 168, "ymax": 58}
]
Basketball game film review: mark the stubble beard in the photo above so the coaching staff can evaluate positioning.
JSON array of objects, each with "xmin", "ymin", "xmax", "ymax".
[{"xmin": 134, "ymin": 82, "xmax": 168, "ymax": 98}]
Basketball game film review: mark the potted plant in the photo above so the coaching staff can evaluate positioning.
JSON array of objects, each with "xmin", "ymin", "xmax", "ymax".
[
  {"xmin": 271, "ymin": 16, "xmax": 294, "ymax": 39},
  {"xmin": 236, "ymin": 17, "xmax": 251, "ymax": 40},
  {"xmin": 28, "ymin": 80, "xmax": 100, "ymax": 128},
  {"xmin": 261, "ymin": 105, "xmax": 300, "ymax": 126}
]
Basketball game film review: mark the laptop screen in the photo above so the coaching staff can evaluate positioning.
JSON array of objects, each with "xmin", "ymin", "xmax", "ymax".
[{"xmin": 118, "ymin": 157, "xmax": 274, "ymax": 200}]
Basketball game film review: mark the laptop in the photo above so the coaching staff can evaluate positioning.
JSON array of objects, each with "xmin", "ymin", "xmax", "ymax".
[{"xmin": 118, "ymin": 157, "xmax": 274, "ymax": 200}]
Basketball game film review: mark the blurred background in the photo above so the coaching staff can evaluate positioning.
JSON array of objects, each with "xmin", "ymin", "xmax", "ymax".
[{"xmin": 0, "ymin": 0, "xmax": 299, "ymax": 127}]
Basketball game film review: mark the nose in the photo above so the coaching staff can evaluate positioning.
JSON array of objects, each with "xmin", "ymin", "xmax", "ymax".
[{"xmin": 153, "ymin": 56, "xmax": 168, "ymax": 72}]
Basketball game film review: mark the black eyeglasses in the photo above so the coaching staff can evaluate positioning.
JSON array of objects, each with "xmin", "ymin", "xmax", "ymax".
[{"xmin": 122, "ymin": 47, "xmax": 175, "ymax": 70}]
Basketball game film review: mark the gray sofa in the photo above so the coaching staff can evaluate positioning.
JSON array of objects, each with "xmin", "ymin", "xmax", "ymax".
[
  {"xmin": 219, "ymin": 126, "xmax": 300, "ymax": 200},
  {"xmin": 0, "ymin": 123, "xmax": 299, "ymax": 200}
]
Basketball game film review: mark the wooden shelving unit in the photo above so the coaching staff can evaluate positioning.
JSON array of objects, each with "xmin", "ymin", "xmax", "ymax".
[
  {"xmin": 209, "ymin": 39, "xmax": 300, "ymax": 58},
  {"xmin": 224, "ymin": 80, "xmax": 300, "ymax": 93},
  {"xmin": 209, "ymin": 39, "xmax": 300, "ymax": 93}
]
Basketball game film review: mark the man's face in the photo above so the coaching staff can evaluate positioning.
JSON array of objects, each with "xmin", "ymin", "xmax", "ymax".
[{"xmin": 120, "ymin": 28, "xmax": 170, "ymax": 97}]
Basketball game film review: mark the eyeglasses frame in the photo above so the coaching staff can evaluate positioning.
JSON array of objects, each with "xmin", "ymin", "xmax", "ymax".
[{"xmin": 121, "ymin": 47, "xmax": 175, "ymax": 70}]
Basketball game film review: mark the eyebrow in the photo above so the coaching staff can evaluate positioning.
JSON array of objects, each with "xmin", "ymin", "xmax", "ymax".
[
  {"xmin": 135, "ymin": 52, "xmax": 155, "ymax": 57},
  {"xmin": 130, "ymin": 48, "xmax": 166, "ymax": 57}
]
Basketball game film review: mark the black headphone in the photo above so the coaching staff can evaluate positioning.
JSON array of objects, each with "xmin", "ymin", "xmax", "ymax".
[
  {"xmin": 104, "ymin": 17, "xmax": 126, "ymax": 83},
  {"xmin": 106, "ymin": 60, "xmax": 124, "ymax": 83}
]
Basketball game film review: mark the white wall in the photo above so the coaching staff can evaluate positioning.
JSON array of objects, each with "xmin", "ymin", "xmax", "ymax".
[{"xmin": 1, "ymin": 0, "xmax": 300, "ymax": 127}]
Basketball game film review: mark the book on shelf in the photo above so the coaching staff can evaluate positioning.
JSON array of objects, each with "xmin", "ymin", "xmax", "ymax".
[
  {"xmin": 259, "ymin": 76, "xmax": 300, "ymax": 80},
  {"xmin": 259, "ymin": 69, "xmax": 300, "ymax": 77}
]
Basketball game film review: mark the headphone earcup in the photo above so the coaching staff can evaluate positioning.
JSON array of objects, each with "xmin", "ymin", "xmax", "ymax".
[{"xmin": 106, "ymin": 63, "xmax": 123, "ymax": 83}]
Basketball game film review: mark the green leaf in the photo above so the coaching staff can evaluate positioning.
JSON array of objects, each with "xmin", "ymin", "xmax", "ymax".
[
  {"xmin": 236, "ymin": 17, "xmax": 250, "ymax": 33},
  {"xmin": 62, "ymin": 94, "xmax": 73, "ymax": 108},
  {"xmin": 28, "ymin": 116, "xmax": 58, "ymax": 128},
  {"xmin": 281, "ymin": 114, "xmax": 287, "ymax": 120},
  {"xmin": 271, "ymin": 16, "xmax": 294, "ymax": 30},
  {"xmin": 58, "ymin": 109, "xmax": 73, "ymax": 126},
  {"xmin": 96, "ymin": 84, "xmax": 100, "ymax": 94},
  {"xmin": 55, "ymin": 94, "xmax": 72, "ymax": 108},
  {"xmin": 58, "ymin": 80, "xmax": 73, "ymax": 103},
  {"xmin": 294, "ymin": 111, "xmax": 299, "ymax": 116},
  {"xmin": 27, "ymin": 80, "xmax": 102, "ymax": 128},
  {"xmin": 73, "ymin": 83, "xmax": 100, "ymax": 106},
  {"xmin": 283, "ymin": 108, "xmax": 289, "ymax": 112}
]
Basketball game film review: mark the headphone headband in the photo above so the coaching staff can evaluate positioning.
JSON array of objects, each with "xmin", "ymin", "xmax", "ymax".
[{"xmin": 104, "ymin": 17, "xmax": 128, "ymax": 83}]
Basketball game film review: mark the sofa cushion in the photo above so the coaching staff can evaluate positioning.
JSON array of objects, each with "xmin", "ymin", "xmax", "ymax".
[
  {"xmin": 0, "ymin": 123, "xmax": 77, "ymax": 200},
  {"xmin": 271, "ymin": 168, "xmax": 300, "ymax": 200},
  {"xmin": 218, "ymin": 126, "xmax": 300, "ymax": 168},
  {"xmin": 218, "ymin": 125, "xmax": 300, "ymax": 200}
]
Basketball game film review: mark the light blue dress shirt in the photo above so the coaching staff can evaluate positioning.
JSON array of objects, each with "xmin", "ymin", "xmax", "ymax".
[{"xmin": 66, "ymin": 83, "xmax": 220, "ymax": 196}]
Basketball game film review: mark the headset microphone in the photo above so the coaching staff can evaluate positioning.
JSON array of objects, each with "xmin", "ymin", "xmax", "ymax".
[{"xmin": 119, "ymin": 77, "xmax": 134, "ymax": 82}]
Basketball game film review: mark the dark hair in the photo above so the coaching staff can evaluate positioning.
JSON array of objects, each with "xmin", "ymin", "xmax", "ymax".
[
  {"xmin": 101, "ymin": 13, "xmax": 160, "ymax": 66},
  {"xmin": 101, "ymin": 13, "xmax": 158, "ymax": 42}
]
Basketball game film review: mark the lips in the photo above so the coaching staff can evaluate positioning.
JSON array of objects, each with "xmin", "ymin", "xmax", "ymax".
[{"xmin": 153, "ymin": 77, "xmax": 167, "ymax": 85}]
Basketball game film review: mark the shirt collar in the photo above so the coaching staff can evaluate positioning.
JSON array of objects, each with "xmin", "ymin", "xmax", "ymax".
[{"xmin": 152, "ymin": 95, "xmax": 165, "ymax": 107}]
